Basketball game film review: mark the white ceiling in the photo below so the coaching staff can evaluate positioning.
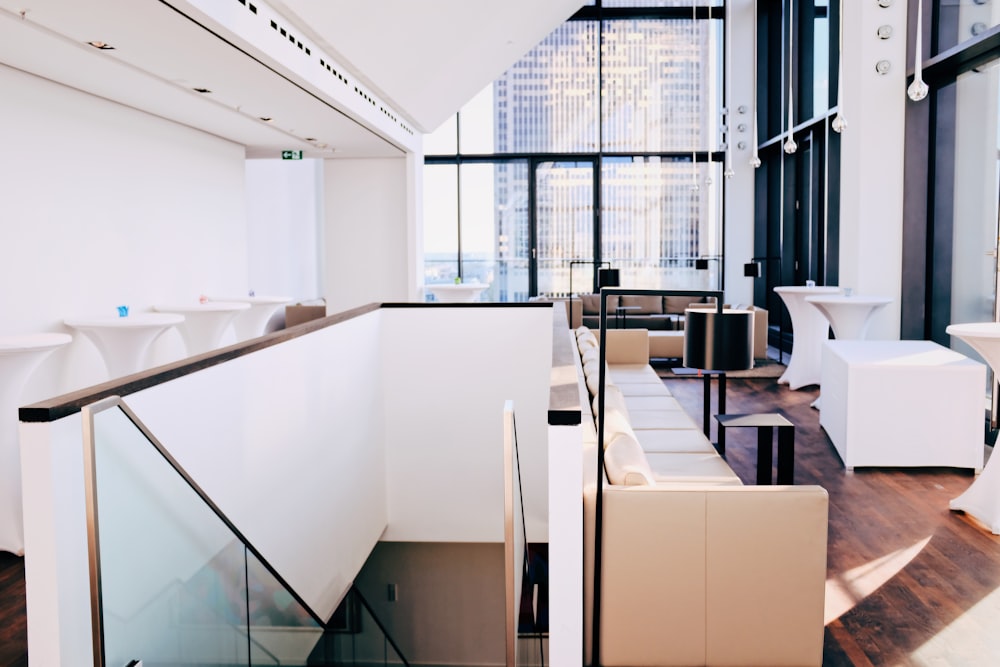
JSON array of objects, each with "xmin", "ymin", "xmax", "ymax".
[
  {"xmin": 270, "ymin": 0, "xmax": 586, "ymax": 134},
  {"xmin": 0, "ymin": 0, "xmax": 584, "ymax": 158}
]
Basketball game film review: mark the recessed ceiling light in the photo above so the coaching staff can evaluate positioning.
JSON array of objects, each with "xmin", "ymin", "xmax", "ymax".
[
  {"xmin": 193, "ymin": 87, "xmax": 211, "ymax": 94},
  {"xmin": 87, "ymin": 41, "xmax": 115, "ymax": 50},
  {"xmin": 259, "ymin": 117, "xmax": 272, "ymax": 122}
]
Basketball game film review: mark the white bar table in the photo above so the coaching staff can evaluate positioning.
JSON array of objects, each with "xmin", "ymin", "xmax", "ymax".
[
  {"xmin": 425, "ymin": 283, "xmax": 490, "ymax": 303},
  {"xmin": 945, "ymin": 322, "xmax": 1000, "ymax": 534},
  {"xmin": 0, "ymin": 332, "xmax": 72, "ymax": 554},
  {"xmin": 804, "ymin": 294, "xmax": 892, "ymax": 341},
  {"xmin": 65, "ymin": 313, "xmax": 184, "ymax": 378},
  {"xmin": 155, "ymin": 302, "xmax": 250, "ymax": 356},
  {"xmin": 773, "ymin": 285, "xmax": 841, "ymax": 389},
  {"xmin": 208, "ymin": 295, "xmax": 292, "ymax": 341}
]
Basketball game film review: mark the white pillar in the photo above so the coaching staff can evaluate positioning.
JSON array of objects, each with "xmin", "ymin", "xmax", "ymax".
[
  {"xmin": 322, "ymin": 156, "xmax": 414, "ymax": 312},
  {"xmin": 837, "ymin": 0, "xmax": 909, "ymax": 339},
  {"xmin": 723, "ymin": 0, "xmax": 759, "ymax": 306}
]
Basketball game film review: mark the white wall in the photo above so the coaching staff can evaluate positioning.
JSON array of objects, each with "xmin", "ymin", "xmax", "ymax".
[
  {"xmin": 323, "ymin": 157, "xmax": 412, "ymax": 312},
  {"xmin": 245, "ymin": 159, "xmax": 325, "ymax": 302},
  {"xmin": 0, "ymin": 64, "xmax": 251, "ymax": 395},
  {"xmin": 355, "ymin": 542, "xmax": 506, "ymax": 666},
  {"xmin": 379, "ymin": 306, "xmax": 553, "ymax": 543},
  {"xmin": 838, "ymin": 1, "xmax": 908, "ymax": 339}
]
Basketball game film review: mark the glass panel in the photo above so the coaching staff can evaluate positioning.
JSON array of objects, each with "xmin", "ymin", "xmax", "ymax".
[
  {"xmin": 472, "ymin": 162, "xmax": 531, "ymax": 302},
  {"xmin": 949, "ymin": 64, "xmax": 1000, "ymax": 361},
  {"xmin": 90, "ymin": 405, "xmax": 273, "ymax": 666},
  {"xmin": 602, "ymin": 18, "xmax": 722, "ymax": 152},
  {"xmin": 307, "ymin": 589, "xmax": 408, "ymax": 665},
  {"xmin": 424, "ymin": 114, "xmax": 457, "ymax": 155},
  {"xmin": 459, "ymin": 84, "xmax": 497, "ymax": 155},
  {"xmin": 494, "ymin": 22, "xmax": 599, "ymax": 153},
  {"xmin": 935, "ymin": 0, "xmax": 1000, "ymax": 55},
  {"xmin": 246, "ymin": 551, "xmax": 323, "ymax": 665},
  {"xmin": 536, "ymin": 161, "xmax": 595, "ymax": 296},
  {"xmin": 813, "ymin": 0, "xmax": 830, "ymax": 115},
  {"xmin": 602, "ymin": 157, "xmax": 722, "ymax": 290},
  {"xmin": 423, "ymin": 164, "xmax": 460, "ymax": 290}
]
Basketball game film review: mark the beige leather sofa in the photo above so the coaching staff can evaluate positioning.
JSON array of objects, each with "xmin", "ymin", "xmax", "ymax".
[
  {"xmin": 575, "ymin": 327, "xmax": 828, "ymax": 667},
  {"xmin": 543, "ymin": 295, "xmax": 770, "ymax": 362}
]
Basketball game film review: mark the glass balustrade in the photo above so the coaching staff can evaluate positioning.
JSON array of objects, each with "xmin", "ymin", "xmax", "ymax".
[{"xmin": 83, "ymin": 398, "xmax": 408, "ymax": 666}]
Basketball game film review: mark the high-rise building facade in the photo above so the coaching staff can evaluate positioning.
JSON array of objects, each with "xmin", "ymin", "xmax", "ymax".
[{"xmin": 425, "ymin": 6, "xmax": 724, "ymax": 301}]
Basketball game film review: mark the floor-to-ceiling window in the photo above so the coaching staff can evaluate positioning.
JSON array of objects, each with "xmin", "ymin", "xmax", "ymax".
[
  {"xmin": 423, "ymin": 1, "xmax": 725, "ymax": 302},
  {"xmin": 903, "ymin": 0, "xmax": 1000, "ymax": 426},
  {"xmin": 752, "ymin": 0, "xmax": 840, "ymax": 350}
]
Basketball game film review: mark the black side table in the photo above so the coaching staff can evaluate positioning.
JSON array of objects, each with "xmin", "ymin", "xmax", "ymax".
[{"xmin": 714, "ymin": 413, "xmax": 795, "ymax": 485}]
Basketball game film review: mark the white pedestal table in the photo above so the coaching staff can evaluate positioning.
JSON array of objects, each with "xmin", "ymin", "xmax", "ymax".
[
  {"xmin": 425, "ymin": 283, "xmax": 490, "ymax": 303},
  {"xmin": 65, "ymin": 313, "xmax": 184, "ymax": 378},
  {"xmin": 155, "ymin": 302, "xmax": 250, "ymax": 356},
  {"xmin": 209, "ymin": 295, "xmax": 292, "ymax": 341},
  {"xmin": 945, "ymin": 322, "xmax": 1000, "ymax": 534},
  {"xmin": 773, "ymin": 285, "xmax": 841, "ymax": 389}
]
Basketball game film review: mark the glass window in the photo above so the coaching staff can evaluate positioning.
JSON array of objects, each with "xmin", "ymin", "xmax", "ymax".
[
  {"xmin": 813, "ymin": 0, "xmax": 830, "ymax": 116},
  {"xmin": 493, "ymin": 21, "xmax": 600, "ymax": 153},
  {"xmin": 423, "ymin": 164, "xmax": 459, "ymax": 287},
  {"xmin": 602, "ymin": 19, "xmax": 723, "ymax": 152},
  {"xmin": 602, "ymin": 157, "xmax": 722, "ymax": 289},
  {"xmin": 935, "ymin": 0, "xmax": 1000, "ymax": 56}
]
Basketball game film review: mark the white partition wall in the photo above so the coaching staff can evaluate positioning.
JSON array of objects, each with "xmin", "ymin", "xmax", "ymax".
[{"xmin": 379, "ymin": 306, "xmax": 553, "ymax": 543}]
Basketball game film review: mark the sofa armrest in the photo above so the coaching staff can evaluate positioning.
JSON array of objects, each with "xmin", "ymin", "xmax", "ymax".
[
  {"xmin": 602, "ymin": 329, "xmax": 650, "ymax": 365},
  {"xmin": 597, "ymin": 484, "xmax": 828, "ymax": 667}
]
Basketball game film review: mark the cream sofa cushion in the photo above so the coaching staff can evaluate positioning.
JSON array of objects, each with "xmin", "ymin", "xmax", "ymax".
[
  {"xmin": 603, "ymin": 432, "xmax": 654, "ymax": 486},
  {"xmin": 635, "ymin": 428, "xmax": 717, "ymax": 454},
  {"xmin": 645, "ymin": 452, "xmax": 743, "ymax": 485}
]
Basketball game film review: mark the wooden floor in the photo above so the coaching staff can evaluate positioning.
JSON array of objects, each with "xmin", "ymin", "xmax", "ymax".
[
  {"xmin": 663, "ymin": 373, "xmax": 1000, "ymax": 667},
  {"xmin": 2, "ymin": 374, "xmax": 999, "ymax": 666}
]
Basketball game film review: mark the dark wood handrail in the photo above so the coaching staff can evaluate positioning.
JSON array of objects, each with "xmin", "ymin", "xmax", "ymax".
[{"xmin": 21, "ymin": 301, "xmax": 574, "ymax": 425}]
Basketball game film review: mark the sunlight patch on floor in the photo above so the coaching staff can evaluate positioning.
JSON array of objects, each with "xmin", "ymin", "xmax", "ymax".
[
  {"xmin": 910, "ymin": 583, "xmax": 1000, "ymax": 666},
  {"xmin": 824, "ymin": 536, "xmax": 932, "ymax": 625}
]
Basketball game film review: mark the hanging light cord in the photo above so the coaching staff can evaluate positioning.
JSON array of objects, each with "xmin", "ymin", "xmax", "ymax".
[
  {"xmin": 908, "ymin": 0, "xmax": 929, "ymax": 101},
  {"xmin": 750, "ymin": 0, "xmax": 761, "ymax": 168},
  {"xmin": 832, "ymin": 0, "xmax": 847, "ymax": 132},
  {"xmin": 783, "ymin": 0, "xmax": 798, "ymax": 154}
]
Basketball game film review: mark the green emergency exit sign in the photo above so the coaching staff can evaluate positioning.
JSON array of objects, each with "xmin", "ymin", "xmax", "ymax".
[{"xmin": 281, "ymin": 150, "xmax": 303, "ymax": 160}]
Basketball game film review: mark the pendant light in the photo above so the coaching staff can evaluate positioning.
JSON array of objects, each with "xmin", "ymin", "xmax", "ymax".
[
  {"xmin": 832, "ymin": 0, "xmax": 847, "ymax": 132},
  {"xmin": 783, "ymin": 0, "xmax": 798, "ymax": 154},
  {"xmin": 907, "ymin": 0, "xmax": 929, "ymax": 101}
]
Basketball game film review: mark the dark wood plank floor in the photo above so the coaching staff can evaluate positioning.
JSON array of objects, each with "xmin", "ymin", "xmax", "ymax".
[
  {"xmin": 0, "ymin": 550, "xmax": 26, "ymax": 667},
  {"xmin": 2, "ymin": 374, "xmax": 999, "ymax": 666},
  {"xmin": 663, "ymin": 373, "xmax": 1000, "ymax": 667}
]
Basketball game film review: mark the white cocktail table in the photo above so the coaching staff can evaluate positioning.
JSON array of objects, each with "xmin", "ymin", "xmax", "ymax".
[
  {"xmin": 426, "ymin": 283, "xmax": 490, "ymax": 303},
  {"xmin": 208, "ymin": 295, "xmax": 292, "ymax": 341},
  {"xmin": 154, "ymin": 302, "xmax": 250, "ymax": 356},
  {"xmin": 65, "ymin": 313, "xmax": 184, "ymax": 378},
  {"xmin": 805, "ymin": 295, "xmax": 892, "ymax": 340},
  {"xmin": 0, "ymin": 332, "xmax": 72, "ymax": 554},
  {"xmin": 774, "ymin": 285, "xmax": 841, "ymax": 389},
  {"xmin": 945, "ymin": 322, "xmax": 1000, "ymax": 534},
  {"xmin": 819, "ymin": 340, "xmax": 985, "ymax": 472}
]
